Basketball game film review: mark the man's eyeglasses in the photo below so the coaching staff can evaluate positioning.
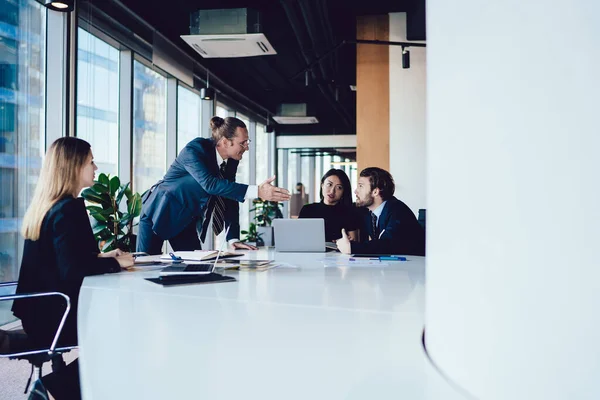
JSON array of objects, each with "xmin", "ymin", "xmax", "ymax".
[{"xmin": 231, "ymin": 139, "xmax": 251, "ymax": 149}]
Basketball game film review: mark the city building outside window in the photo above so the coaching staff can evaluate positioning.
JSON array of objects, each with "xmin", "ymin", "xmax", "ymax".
[
  {"xmin": 76, "ymin": 28, "xmax": 119, "ymax": 176},
  {"xmin": 132, "ymin": 61, "xmax": 167, "ymax": 193},
  {"xmin": 177, "ymin": 85, "xmax": 202, "ymax": 153},
  {"xmin": 0, "ymin": 0, "xmax": 46, "ymax": 324}
]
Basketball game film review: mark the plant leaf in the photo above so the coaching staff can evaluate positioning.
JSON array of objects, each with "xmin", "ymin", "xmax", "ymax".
[
  {"xmin": 91, "ymin": 213, "xmax": 107, "ymax": 222},
  {"xmin": 81, "ymin": 188, "xmax": 105, "ymax": 204},
  {"xmin": 96, "ymin": 230, "xmax": 111, "ymax": 240},
  {"xmin": 129, "ymin": 193, "xmax": 142, "ymax": 217},
  {"xmin": 116, "ymin": 182, "xmax": 130, "ymax": 205},
  {"xmin": 101, "ymin": 207, "xmax": 115, "ymax": 215},
  {"xmin": 87, "ymin": 206, "xmax": 104, "ymax": 214},
  {"xmin": 125, "ymin": 188, "xmax": 133, "ymax": 201},
  {"xmin": 98, "ymin": 173, "xmax": 110, "ymax": 186},
  {"xmin": 91, "ymin": 183, "xmax": 109, "ymax": 194},
  {"xmin": 109, "ymin": 176, "xmax": 121, "ymax": 196},
  {"xmin": 92, "ymin": 223, "xmax": 108, "ymax": 234}
]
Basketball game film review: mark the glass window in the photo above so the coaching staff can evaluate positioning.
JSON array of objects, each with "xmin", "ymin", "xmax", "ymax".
[
  {"xmin": 0, "ymin": 0, "xmax": 46, "ymax": 298},
  {"xmin": 177, "ymin": 85, "xmax": 201, "ymax": 153},
  {"xmin": 287, "ymin": 150, "xmax": 297, "ymax": 193},
  {"xmin": 323, "ymin": 155, "xmax": 332, "ymax": 173},
  {"xmin": 349, "ymin": 162, "xmax": 357, "ymax": 199},
  {"xmin": 314, "ymin": 155, "xmax": 322, "ymax": 201},
  {"xmin": 133, "ymin": 61, "xmax": 167, "ymax": 193},
  {"xmin": 255, "ymin": 123, "xmax": 268, "ymax": 184},
  {"xmin": 216, "ymin": 104, "xmax": 229, "ymax": 118},
  {"xmin": 76, "ymin": 28, "xmax": 119, "ymax": 176},
  {"xmin": 301, "ymin": 154, "xmax": 310, "ymax": 199},
  {"xmin": 235, "ymin": 113, "xmax": 250, "ymax": 233},
  {"xmin": 277, "ymin": 148, "xmax": 285, "ymax": 189}
]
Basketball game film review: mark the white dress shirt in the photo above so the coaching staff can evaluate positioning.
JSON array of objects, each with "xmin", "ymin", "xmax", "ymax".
[
  {"xmin": 371, "ymin": 200, "xmax": 387, "ymax": 239},
  {"xmin": 214, "ymin": 148, "xmax": 258, "ymax": 245}
]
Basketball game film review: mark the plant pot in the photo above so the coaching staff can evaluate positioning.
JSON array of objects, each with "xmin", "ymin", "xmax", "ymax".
[{"xmin": 257, "ymin": 226, "xmax": 274, "ymax": 246}]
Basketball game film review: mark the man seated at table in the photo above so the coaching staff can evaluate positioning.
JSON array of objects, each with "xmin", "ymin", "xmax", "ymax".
[{"xmin": 336, "ymin": 167, "xmax": 425, "ymax": 256}]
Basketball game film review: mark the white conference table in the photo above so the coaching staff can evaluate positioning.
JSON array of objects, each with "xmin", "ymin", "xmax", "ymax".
[{"xmin": 78, "ymin": 249, "xmax": 466, "ymax": 400}]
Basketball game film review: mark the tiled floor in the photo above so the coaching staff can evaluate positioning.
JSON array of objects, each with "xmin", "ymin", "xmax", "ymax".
[{"xmin": 1, "ymin": 324, "xmax": 78, "ymax": 400}]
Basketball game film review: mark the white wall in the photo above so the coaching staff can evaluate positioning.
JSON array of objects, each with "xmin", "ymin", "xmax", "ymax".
[
  {"xmin": 426, "ymin": 0, "xmax": 600, "ymax": 399},
  {"xmin": 389, "ymin": 13, "xmax": 427, "ymax": 217}
]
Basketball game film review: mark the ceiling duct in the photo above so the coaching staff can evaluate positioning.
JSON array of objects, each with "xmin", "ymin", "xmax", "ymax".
[
  {"xmin": 272, "ymin": 103, "xmax": 319, "ymax": 125},
  {"xmin": 181, "ymin": 8, "xmax": 277, "ymax": 58}
]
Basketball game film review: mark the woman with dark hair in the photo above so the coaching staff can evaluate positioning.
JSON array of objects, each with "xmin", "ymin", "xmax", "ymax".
[
  {"xmin": 298, "ymin": 169, "xmax": 360, "ymax": 242},
  {"xmin": 13, "ymin": 137, "xmax": 134, "ymax": 399},
  {"xmin": 138, "ymin": 116, "xmax": 290, "ymax": 254}
]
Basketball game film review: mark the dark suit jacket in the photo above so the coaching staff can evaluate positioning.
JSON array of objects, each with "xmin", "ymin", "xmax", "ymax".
[
  {"xmin": 141, "ymin": 137, "xmax": 247, "ymax": 241},
  {"xmin": 351, "ymin": 196, "xmax": 425, "ymax": 256},
  {"xmin": 12, "ymin": 197, "xmax": 121, "ymax": 347}
]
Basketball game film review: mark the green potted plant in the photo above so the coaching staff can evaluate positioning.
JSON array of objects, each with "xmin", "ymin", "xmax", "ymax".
[
  {"xmin": 250, "ymin": 199, "xmax": 283, "ymax": 246},
  {"xmin": 241, "ymin": 222, "xmax": 264, "ymax": 247},
  {"xmin": 81, "ymin": 173, "xmax": 143, "ymax": 252}
]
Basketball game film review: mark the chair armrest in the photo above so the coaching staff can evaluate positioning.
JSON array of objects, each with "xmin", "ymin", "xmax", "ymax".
[
  {"xmin": 0, "ymin": 281, "xmax": 17, "ymax": 288},
  {"xmin": 0, "ymin": 291, "xmax": 71, "ymax": 356}
]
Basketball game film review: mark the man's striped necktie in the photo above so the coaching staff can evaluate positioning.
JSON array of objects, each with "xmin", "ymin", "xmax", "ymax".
[
  {"xmin": 211, "ymin": 161, "xmax": 227, "ymax": 237},
  {"xmin": 370, "ymin": 211, "xmax": 379, "ymax": 240}
]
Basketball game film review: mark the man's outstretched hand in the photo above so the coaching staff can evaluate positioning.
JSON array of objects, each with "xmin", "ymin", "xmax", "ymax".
[
  {"xmin": 336, "ymin": 229, "xmax": 352, "ymax": 254},
  {"xmin": 258, "ymin": 176, "xmax": 291, "ymax": 202}
]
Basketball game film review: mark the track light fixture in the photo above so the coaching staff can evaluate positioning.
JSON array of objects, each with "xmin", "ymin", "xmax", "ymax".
[
  {"xmin": 200, "ymin": 87, "xmax": 214, "ymax": 100},
  {"xmin": 265, "ymin": 112, "xmax": 274, "ymax": 132},
  {"xmin": 44, "ymin": 0, "xmax": 74, "ymax": 12},
  {"xmin": 402, "ymin": 47, "xmax": 410, "ymax": 69},
  {"xmin": 201, "ymin": 70, "xmax": 214, "ymax": 100}
]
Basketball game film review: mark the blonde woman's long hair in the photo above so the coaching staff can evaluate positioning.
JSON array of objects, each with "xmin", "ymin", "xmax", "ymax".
[{"xmin": 21, "ymin": 137, "xmax": 92, "ymax": 241}]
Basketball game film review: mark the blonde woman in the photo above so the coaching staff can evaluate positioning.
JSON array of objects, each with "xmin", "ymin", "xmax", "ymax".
[{"xmin": 12, "ymin": 137, "xmax": 133, "ymax": 399}]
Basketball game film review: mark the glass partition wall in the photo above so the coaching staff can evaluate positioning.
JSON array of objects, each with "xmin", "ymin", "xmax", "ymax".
[
  {"xmin": 0, "ymin": 0, "xmax": 46, "ymax": 284},
  {"xmin": 0, "ymin": 4, "xmax": 275, "ymax": 295}
]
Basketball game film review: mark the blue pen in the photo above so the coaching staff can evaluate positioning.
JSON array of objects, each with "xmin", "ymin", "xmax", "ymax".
[
  {"xmin": 379, "ymin": 256, "xmax": 406, "ymax": 261},
  {"xmin": 168, "ymin": 252, "xmax": 183, "ymax": 263}
]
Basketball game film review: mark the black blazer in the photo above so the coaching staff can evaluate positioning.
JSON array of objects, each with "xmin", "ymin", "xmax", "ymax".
[
  {"xmin": 12, "ymin": 197, "xmax": 120, "ymax": 347},
  {"xmin": 351, "ymin": 196, "xmax": 425, "ymax": 256},
  {"xmin": 141, "ymin": 138, "xmax": 247, "ymax": 241}
]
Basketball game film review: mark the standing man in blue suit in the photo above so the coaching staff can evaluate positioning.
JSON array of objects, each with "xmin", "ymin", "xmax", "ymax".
[
  {"xmin": 336, "ymin": 167, "xmax": 425, "ymax": 256},
  {"xmin": 137, "ymin": 116, "xmax": 290, "ymax": 255}
]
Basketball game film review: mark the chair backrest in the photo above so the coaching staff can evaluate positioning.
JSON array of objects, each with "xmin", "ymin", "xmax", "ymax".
[
  {"xmin": 418, "ymin": 209, "xmax": 426, "ymax": 232},
  {"xmin": 0, "ymin": 284, "xmax": 75, "ymax": 358}
]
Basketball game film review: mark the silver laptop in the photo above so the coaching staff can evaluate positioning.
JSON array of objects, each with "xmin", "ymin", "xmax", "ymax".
[
  {"xmin": 159, "ymin": 226, "xmax": 229, "ymax": 276},
  {"xmin": 273, "ymin": 218, "xmax": 326, "ymax": 252}
]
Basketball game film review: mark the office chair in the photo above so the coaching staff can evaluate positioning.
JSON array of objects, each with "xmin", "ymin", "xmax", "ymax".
[
  {"xmin": 418, "ymin": 209, "xmax": 426, "ymax": 232},
  {"xmin": 0, "ymin": 282, "xmax": 77, "ymax": 397}
]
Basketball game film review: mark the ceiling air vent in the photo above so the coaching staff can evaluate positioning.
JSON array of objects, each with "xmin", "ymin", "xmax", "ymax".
[
  {"xmin": 272, "ymin": 103, "xmax": 319, "ymax": 125},
  {"xmin": 181, "ymin": 8, "xmax": 277, "ymax": 58}
]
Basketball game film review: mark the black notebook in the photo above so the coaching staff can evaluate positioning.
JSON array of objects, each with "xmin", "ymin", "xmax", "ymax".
[{"xmin": 146, "ymin": 273, "xmax": 237, "ymax": 286}]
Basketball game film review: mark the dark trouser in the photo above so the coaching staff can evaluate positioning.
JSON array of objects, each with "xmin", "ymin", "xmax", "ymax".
[
  {"xmin": 137, "ymin": 214, "xmax": 201, "ymax": 255},
  {"xmin": 41, "ymin": 358, "xmax": 81, "ymax": 400}
]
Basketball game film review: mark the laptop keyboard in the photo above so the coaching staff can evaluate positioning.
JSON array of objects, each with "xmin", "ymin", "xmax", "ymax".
[{"xmin": 183, "ymin": 264, "xmax": 213, "ymax": 272}]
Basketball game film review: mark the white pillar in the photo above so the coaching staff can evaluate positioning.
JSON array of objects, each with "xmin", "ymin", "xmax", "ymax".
[
  {"xmin": 426, "ymin": 1, "xmax": 600, "ymax": 399},
  {"xmin": 308, "ymin": 156, "xmax": 316, "ymax": 203},
  {"xmin": 389, "ymin": 12, "xmax": 426, "ymax": 217}
]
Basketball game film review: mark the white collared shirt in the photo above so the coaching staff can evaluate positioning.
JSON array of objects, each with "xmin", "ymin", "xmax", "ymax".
[
  {"xmin": 213, "ymin": 148, "xmax": 258, "ymax": 245},
  {"xmin": 370, "ymin": 200, "xmax": 387, "ymax": 240},
  {"xmin": 372, "ymin": 200, "xmax": 387, "ymax": 221}
]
